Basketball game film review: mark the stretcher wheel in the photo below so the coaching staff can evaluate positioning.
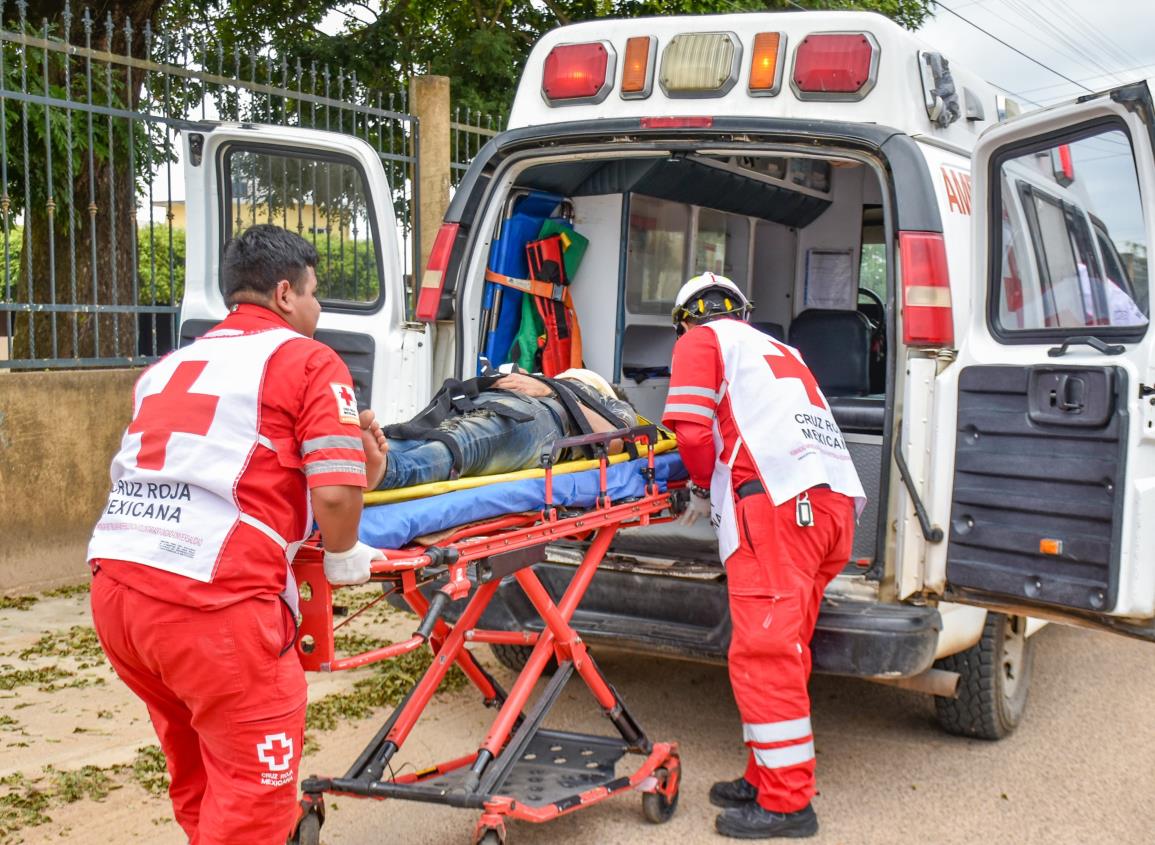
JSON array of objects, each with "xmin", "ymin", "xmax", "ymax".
[
  {"xmin": 290, "ymin": 810, "xmax": 321, "ymax": 845},
  {"xmin": 641, "ymin": 766, "xmax": 680, "ymax": 824},
  {"xmin": 476, "ymin": 831, "xmax": 503, "ymax": 845}
]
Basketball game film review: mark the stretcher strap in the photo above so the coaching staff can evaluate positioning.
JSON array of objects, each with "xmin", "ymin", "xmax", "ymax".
[
  {"xmin": 364, "ymin": 437, "xmax": 679, "ymax": 506},
  {"xmin": 485, "ymin": 268, "xmax": 567, "ymax": 302}
]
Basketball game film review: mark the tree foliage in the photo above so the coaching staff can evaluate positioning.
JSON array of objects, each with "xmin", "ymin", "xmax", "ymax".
[{"xmin": 164, "ymin": 0, "xmax": 934, "ymax": 117}]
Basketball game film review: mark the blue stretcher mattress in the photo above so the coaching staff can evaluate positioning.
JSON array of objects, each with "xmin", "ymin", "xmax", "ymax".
[{"xmin": 359, "ymin": 453, "xmax": 688, "ymax": 550}]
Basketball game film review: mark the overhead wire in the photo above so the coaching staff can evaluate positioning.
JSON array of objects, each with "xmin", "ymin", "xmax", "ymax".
[
  {"xmin": 931, "ymin": 0, "xmax": 1094, "ymax": 93},
  {"xmin": 998, "ymin": 0, "xmax": 1127, "ymax": 87}
]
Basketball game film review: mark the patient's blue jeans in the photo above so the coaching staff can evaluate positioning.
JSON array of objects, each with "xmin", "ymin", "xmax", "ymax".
[{"xmin": 379, "ymin": 392, "xmax": 569, "ymax": 489}]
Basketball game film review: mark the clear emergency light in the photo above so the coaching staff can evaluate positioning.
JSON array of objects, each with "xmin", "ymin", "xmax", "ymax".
[
  {"xmin": 659, "ymin": 32, "xmax": 741, "ymax": 97},
  {"xmin": 792, "ymin": 32, "xmax": 879, "ymax": 101},
  {"xmin": 542, "ymin": 42, "xmax": 615, "ymax": 105}
]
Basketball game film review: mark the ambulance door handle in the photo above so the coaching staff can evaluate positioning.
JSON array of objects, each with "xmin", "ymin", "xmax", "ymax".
[{"xmin": 1053, "ymin": 375, "xmax": 1085, "ymax": 413}]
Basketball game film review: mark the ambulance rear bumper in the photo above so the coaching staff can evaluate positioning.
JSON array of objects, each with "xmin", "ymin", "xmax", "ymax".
[{"xmin": 392, "ymin": 563, "xmax": 942, "ymax": 679}]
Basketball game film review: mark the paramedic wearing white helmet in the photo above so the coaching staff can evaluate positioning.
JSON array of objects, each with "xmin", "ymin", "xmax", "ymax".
[{"xmin": 661, "ymin": 273, "xmax": 865, "ymax": 839}]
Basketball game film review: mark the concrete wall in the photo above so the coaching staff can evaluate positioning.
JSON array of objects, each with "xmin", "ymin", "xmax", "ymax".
[{"xmin": 0, "ymin": 369, "xmax": 136, "ymax": 593}]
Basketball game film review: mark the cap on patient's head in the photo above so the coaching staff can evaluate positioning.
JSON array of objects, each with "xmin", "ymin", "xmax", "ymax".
[{"xmin": 556, "ymin": 368, "xmax": 615, "ymax": 399}]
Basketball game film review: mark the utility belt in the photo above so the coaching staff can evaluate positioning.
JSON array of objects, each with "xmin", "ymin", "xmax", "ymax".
[{"xmin": 735, "ymin": 480, "xmax": 830, "ymax": 500}]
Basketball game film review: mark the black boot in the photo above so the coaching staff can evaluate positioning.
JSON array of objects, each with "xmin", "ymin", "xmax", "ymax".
[
  {"xmin": 708, "ymin": 776, "xmax": 759, "ymax": 809},
  {"xmin": 715, "ymin": 802, "xmax": 819, "ymax": 839}
]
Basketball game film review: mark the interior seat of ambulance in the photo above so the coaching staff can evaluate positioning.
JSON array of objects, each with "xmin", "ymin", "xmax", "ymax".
[{"xmin": 477, "ymin": 152, "xmax": 886, "ymax": 568}]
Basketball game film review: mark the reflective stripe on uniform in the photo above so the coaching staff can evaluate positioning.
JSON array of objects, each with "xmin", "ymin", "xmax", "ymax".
[
  {"xmin": 667, "ymin": 385, "xmax": 721, "ymax": 402},
  {"xmin": 751, "ymin": 741, "xmax": 815, "ymax": 770},
  {"xmin": 238, "ymin": 513, "xmax": 290, "ymax": 550},
  {"xmin": 743, "ymin": 717, "xmax": 812, "ymax": 745},
  {"xmin": 303, "ymin": 459, "xmax": 365, "ymax": 477},
  {"xmin": 256, "ymin": 434, "xmax": 276, "ymax": 451},
  {"xmin": 301, "ymin": 435, "xmax": 362, "ymax": 455},
  {"xmin": 662, "ymin": 402, "xmax": 715, "ymax": 420}
]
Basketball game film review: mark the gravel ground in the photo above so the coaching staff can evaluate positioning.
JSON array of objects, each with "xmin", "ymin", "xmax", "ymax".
[{"xmin": 2, "ymin": 587, "xmax": 1153, "ymax": 845}]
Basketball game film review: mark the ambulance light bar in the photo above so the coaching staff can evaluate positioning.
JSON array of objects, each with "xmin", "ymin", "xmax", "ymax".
[
  {"xmin": 659, "ymin": 32, "xmax": 741, "ymax": 97},
  {"xmin": 542, "ymin": 41, "xmax": 615, "ymax": 104},
  {"xmin": 791, "ymin": 32, "xmax": 879, "ymax": 101},
  {"xmin": 748, "ymin": 32, "xmax": 786, "ymax": 96}
]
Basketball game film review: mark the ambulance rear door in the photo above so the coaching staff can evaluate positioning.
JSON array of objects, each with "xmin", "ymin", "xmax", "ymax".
[
  {"xmin": 180, "ymin": 124, "xmax": 431, "ymax": 423},
  {"xmin": 925, "ymin": 80, "xmax": 1155, "ymax": 640}
]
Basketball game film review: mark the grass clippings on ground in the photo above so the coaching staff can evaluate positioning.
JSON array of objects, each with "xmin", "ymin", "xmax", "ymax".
[
  {"xmin": 19, "ymin": 626, "xmax": 105, "ymax": 662},
  {"xmin": 0, "ymin": 596, "xmax": 37, "ymax": 612}
]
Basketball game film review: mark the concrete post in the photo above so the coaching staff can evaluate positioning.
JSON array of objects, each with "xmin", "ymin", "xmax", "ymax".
[{"xmin": 410, "ymin": 75, "xmax": 451, "ymax": 277}]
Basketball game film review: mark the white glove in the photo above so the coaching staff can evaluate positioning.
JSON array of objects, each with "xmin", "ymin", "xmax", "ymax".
[
  {"xmin": 680, "ymin": 489, "xmax": 711, "ymax": 527},
  {"xmin": 323, "ymin": 541, "xmax": 383, "ymax": 586}
]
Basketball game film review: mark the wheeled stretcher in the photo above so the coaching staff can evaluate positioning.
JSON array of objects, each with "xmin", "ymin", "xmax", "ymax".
[{"xmin": 288, "ymin": 427, "xmax": 686, "ymax": 845}]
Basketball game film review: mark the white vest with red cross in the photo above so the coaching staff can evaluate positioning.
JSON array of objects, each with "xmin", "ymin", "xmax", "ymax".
[
  {"xmin": 88, "ymin": 326, "xmax": 309, "ymax": 586},
  {"xmin": 704, "ymin": 319, "xmax": 866, "ymax": 562}
]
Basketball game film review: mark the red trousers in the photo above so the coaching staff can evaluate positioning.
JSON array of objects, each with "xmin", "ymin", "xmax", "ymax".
[
  {"xmin": 90, "ymin": 571, "xmax": 306, "ymax": 845},
  {"xmin": 726, "ymin": 486, "xmax": 856, "ymax": 813}
]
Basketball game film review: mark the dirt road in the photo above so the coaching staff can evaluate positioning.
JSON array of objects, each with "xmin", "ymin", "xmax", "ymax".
[{"xmin": 3, "ymin": 587, "xmax": 1153, "ymax": 845}]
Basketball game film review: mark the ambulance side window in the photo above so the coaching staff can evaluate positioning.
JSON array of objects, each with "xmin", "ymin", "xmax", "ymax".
[
  {"xmin": 222, "ymin": 147, "xmax": 384, "ymax": 310},
  {"xmin": 992, "ymin": 125, "xmax": 1148, "ymax": 337}
]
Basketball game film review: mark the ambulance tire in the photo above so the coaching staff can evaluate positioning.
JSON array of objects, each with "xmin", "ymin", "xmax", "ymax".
[
  {"xmin": 932, "ymin": 612, "xmax": 1034, "ymax": 740},
  {"xmin": 489, "ymin": 643, "xmax": 557, "ymax": 674}
]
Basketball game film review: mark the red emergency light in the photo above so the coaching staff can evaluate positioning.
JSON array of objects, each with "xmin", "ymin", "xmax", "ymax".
[
  {"xmin": 899, "ymin": 231, "xmax": 954, "ymax": 348},
  {"xmin": 415, "ymin": 222, "xmax": 459, "ymax": 321},
  {"xmin": 792, "ymin": 33, "xmax": 878, "ymax": 100},
  {"xmin": 542, "ymin": 42, "xmax": 611, "ymax": 103}
]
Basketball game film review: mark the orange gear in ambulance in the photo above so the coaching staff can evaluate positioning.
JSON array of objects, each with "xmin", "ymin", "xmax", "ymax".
[
  {"xmin": 88, "ymin": 233, "xmax": 370, "ymax": 845},
  {"xmin": 662, "ymin": 273, "xmax": 866, "ymax": 840}
]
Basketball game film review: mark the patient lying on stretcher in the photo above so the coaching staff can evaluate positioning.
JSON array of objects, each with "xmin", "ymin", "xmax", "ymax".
[{"xmin": 375, "ymin": 369, "xmax": 638, "ymax": 490}]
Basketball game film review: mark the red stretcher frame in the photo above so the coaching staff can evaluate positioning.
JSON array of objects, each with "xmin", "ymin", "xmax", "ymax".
[{"xmin": 289, "ymin": 428, "xmax": 684, "ymax": 845}]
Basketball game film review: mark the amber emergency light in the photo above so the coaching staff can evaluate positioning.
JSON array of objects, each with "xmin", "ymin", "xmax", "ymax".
[
  {"xmin": 621, "ymin": 36, "xmax": 655, "ymax": 99},
  {"xmin": 748, "ymin": 32, "xmax": 785, "ymax": 95}
]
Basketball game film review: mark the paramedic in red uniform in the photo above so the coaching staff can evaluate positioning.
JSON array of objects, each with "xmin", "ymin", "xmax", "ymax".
[
  {"xmin": 87, "ymin": 224, "xmax": 388, "ymax": 845},
  {"xmin": 661, "ymin": 273, "xmax": 865, "ymax": 839}
]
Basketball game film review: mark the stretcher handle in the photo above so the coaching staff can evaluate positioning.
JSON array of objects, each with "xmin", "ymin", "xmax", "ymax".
[
  {"xmin": 540, "ymin": 424, "xmax": 659, "ymax": 465},
  {"xmin": 414, "ymin": 589, "xmax": 452, "ymax": 641}
]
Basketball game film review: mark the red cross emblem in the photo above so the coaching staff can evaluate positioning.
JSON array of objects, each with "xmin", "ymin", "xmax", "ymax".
[
  {"xmin": 129, "ymin": 361, "xmax": 220, "ymax": 470},
  {"xmin": 338, "ymin": 385, "xmax": 354, "ymax": 404},
  {"xmin": 256, "ymin": 732, "xmax": 294, "ymax": 772},
  {"xmin": 765, "ymin": 342, "xmax": 826, "ymax": 410}
]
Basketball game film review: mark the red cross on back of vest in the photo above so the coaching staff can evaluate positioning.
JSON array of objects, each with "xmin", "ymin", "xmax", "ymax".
[
  {"xmin": 129, "ymin": 360, "xmax": 221, "ymax": 470},
  {"xmin": 764, "ymin": 341, "xmax": 827, "ymax": 410}
]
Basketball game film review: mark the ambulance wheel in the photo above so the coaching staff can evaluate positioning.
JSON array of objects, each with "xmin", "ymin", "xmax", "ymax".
[
  {"xmin": 489, "ymin": 644, "xmax": 556, "ymax": 674},
  {"xmin": 933, "ymin": 612, "xmax": 1035, "ymax": 740},
  {"xmin": 290, "ymin": 811, "xmax": 321, "ymax": 845},
  {"xmin": 642, "ymin": 767, "xmax": 680, "ymax": 824}
]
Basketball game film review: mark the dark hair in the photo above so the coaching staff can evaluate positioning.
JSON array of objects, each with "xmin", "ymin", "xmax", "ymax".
[{"xmin": 221, "ymin": 224, "xmax": 319, "ymax": 303}]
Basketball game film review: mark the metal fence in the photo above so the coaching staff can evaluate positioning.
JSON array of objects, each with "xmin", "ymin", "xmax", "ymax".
[
  {"xmin": 0, "ymin": 2, "xmax": 419, "ymax": 370},
  {"xmin": 451, "ymin": 107, "xmax": 500, "ymax": 187}
]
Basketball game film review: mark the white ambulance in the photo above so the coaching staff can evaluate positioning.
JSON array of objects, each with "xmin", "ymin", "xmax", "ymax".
[{"xmin": 178, "ymin": 11, "xmax": 1155, "ymax": 739}]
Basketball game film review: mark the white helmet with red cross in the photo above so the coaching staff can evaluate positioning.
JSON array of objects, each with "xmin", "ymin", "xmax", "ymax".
[{"xmin": 671, "ymin": 272, "xmax": 752, "ymax": 335}]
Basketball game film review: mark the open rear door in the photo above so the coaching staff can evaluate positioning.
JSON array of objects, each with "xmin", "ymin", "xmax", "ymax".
[
  {"xmin": 180, "ymin": 124, "xmax": 431, "ymax": 423},
  {"xmin": 926, "ymin": 81, "xmax": 1155, "ymax": 641}
]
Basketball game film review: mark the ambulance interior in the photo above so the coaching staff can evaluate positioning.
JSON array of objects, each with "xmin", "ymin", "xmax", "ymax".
[{"xmin": 475, "ymin": 151, "xmax": 888, "ymax": 569}]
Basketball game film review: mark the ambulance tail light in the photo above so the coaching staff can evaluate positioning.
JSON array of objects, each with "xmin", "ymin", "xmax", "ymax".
[
  {"xmin": 792, "ymin": 33, "xmax": 879, "ymax": 100},
  {"xmin": 900, "ymin": 231, "xmax": 954, "ymax": 347},
  {"xmin": 640, "ymin": 116, "xmax": 714, "ymax": 129},
  {"xmin": 415, "ymin": 222, "xmax": 459, "ymax": 321},
  {"xmin": 542, "ymin": 42, "xmax": 613, "ymax": 104},
  {"xmin": 1052, "ymin": 144, "xmax": 1075, "ymax": 186},
  {"xmin": 748, "ymin": 32, "xmax": 786, "ymax": 95}
]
